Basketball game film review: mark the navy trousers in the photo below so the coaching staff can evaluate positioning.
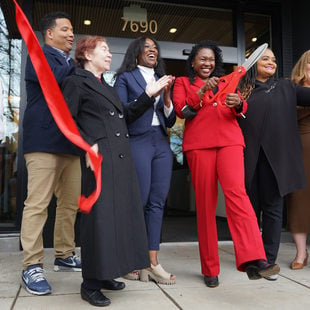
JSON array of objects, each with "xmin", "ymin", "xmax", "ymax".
[{"xmin": 130, "ymin": 126, "xmax": 173, "ymax": 250}]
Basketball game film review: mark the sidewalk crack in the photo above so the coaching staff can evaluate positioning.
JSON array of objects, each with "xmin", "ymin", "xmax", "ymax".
[
  {"xmin": 10, "ymin": 284, "xmax": 21, "ymax": 309},
  {"xmin": 156, "ymin": 284, "xmax": 183, "ymax": 309}
]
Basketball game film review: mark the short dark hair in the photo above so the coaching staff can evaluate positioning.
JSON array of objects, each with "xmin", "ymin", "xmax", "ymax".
[
  {"xmin": 186, "ymin": 40, "xmax": 225, "ymax": 84},
  {"xmin": 40, "ymin": 11, "xmax": 71, "ymax": 38}
]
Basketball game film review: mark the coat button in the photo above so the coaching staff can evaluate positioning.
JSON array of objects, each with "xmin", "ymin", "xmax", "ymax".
[
  {"xmin": 125, "ymin": 133, "xmax": 129, "ymax": 138},
  {"xmin": 115, "ymin": 131, "xmax": 120, "ymax": 137},
  {"xmin": 109, "ymin": 110, "xmax": 115, "ymax": 116},
  {"xmin": 213, "ymin": 102, "xmax": 217, "ymax": 107},
  {"xmin": 119, "ymin": 154, "xmax": 125, "ymax": 159},
  {"xmin": 118, "ymin": 113, "xmax": 124, "ymax": 118}
]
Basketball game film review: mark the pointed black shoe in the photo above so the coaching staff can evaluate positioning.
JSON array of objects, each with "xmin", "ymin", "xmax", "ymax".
[
  {"xmin": 81, "ymin": 286, "xmax": 111, "ymax": 307},
  {"xmin": 246, "ymin": 260, "xmax": 280, "ymax": 280},
  {"xmin": 101, "ymin": 279, "xmax": 125, "ymax": 290},
  {"xmin": 245, "ymin": 265, "xmax": 262, "ymax": 280},
  {"xmin": 203, "ymin": 275, "xmax": 219, "ymax": 288}
]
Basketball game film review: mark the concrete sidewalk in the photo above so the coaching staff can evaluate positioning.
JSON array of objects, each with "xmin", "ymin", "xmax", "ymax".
[{"xmin": 1, "ymin": 241, "xmax": 310, "ymax": 310}]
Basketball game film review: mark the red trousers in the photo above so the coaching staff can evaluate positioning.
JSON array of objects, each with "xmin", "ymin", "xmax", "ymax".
[{"xmin": 186, "ymin": 146, "xmax": 266, "ymax": 277}]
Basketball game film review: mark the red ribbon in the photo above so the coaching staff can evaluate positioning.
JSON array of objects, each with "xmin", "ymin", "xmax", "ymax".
[{"xmin": 13, "ymin": 0, "xmax": 102, "ymax": 213}]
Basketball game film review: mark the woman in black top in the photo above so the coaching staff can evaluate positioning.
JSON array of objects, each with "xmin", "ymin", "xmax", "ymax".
[{"xmin": 238, "ymin": 48, "xmax": 310, "ymax": 279}]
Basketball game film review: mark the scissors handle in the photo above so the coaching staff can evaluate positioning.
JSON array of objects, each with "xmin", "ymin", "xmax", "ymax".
[{"xmin": 204, "ymin": 66, "xmax": 246, "ymax": 106}]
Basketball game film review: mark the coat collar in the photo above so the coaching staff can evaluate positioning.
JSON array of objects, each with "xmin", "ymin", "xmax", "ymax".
[
  {"xmin": 130, "ymin": 68, "xmax": 148, "ymax": 90},
  {"xmin": 192, "ymin": 76, "xmax": 205, "ymax": 88},
  {"xmin": 75, "ymin": 68, "xmax": 123, "ymax": 111},
  {"xmin": 130, "ymin": 68, "xmax": 163, "ymax": 107},
  {"xmin": 43, "ymin": 44, "xmax": 74, "ymax": 68},
  {"xmin": 43, "ymin": 44, "xmax": 70, "ymax": 59},
  {"xmin": 130, "ymin": 67, "xmax": 159, "ymax": 86}
]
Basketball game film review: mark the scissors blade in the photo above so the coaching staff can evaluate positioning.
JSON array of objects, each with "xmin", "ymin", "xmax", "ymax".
[{"xmin": 242, "ymin": 43, "xmax": 268, "ymax": 71}]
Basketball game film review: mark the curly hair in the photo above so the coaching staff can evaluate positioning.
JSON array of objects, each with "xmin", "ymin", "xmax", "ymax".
[
  {"xmin": 186, "ymin": 40, "xmax": 225, "ymax": 84},
  {"xmin": 115, "ymin": 36, "xmax": 166, "ymax": 77}
]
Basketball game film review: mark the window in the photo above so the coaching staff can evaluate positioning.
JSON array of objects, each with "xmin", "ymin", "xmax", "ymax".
[
  {"xmin": 244, "ymin": 13, "xmax": 271, "ymax": 56},
  {"xmin": 0, "ymin": 7, "xmax": 21, "ymax": 229}
]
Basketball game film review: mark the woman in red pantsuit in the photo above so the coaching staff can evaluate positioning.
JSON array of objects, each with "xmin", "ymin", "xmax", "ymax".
[{"xmin": 172, "ymin": 40, "xmax": 280, "ymax": 287}]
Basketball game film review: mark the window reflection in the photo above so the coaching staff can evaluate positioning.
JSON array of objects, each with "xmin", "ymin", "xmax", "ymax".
[
  {"xmin": 245, "ymin": 13, "xmax": 271, "ymax": 55},
  {"xmin": 0, "ymin": 8, "xmax": 21, "ymax": 228}
]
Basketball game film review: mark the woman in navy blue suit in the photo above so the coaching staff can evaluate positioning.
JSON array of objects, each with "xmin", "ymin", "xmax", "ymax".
[{"xmin": 114, "ymin": 36, "xmax": 176, "ymax": 284}]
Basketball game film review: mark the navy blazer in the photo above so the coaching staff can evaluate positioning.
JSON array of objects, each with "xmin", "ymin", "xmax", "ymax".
[
  {"xmin": 23, "ymin": 44, "xmax": 78, "ymax": 155},
  {"xmin": 114, "ymin": 68, "xmax": 176, "ymax": 136}
]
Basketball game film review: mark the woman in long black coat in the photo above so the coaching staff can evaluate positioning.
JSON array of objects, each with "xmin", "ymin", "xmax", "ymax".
[
  {"xmin": 238, "ymin": 48, "xmax": 310, "ymax": 278},
  {"xmin": 61, "ymin": 35, "xmax": 162, "ymax": 307}
]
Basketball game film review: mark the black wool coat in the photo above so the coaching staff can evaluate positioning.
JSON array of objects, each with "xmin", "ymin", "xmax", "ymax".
[
  {"xmin": 238, "ymin": 77, "xmax": 310, "ymax": 197},
  {"xmin": 62, "ymin": 68, "xmax": 149, "ymax": 280}
]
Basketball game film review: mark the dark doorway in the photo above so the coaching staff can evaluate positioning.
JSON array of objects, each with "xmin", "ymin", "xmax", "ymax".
[{"xmin": 164, "ymin": 59, "xmax": 187, "ymax": 78}]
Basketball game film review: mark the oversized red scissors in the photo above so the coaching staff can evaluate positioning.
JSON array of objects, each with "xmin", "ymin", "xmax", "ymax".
[{"xmin": 204, "ymin": 43, "xmax": 268, "ymax": 107}]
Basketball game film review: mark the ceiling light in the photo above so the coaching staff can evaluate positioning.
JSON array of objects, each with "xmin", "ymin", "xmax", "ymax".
[
  {"xmin": 251, "ymin": 37, "xmax": 257, "ymax": 42},
  {"xmin": 84, "ymin": 20, "xmax": 91, "ymax": 26},
  {"xmin": 169, "ymin": 28, "xmax": 177, "ymax": 33}
]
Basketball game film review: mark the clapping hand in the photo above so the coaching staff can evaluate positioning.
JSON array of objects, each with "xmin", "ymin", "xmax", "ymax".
[{"xmin": 145, "ymin": 75, "xmax": 175, "ymax": 98}]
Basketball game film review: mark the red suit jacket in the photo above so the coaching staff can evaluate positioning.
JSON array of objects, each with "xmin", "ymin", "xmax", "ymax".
[{"xmin": 172, "ymin": 76, "xmax": 247, "ymax": 152}]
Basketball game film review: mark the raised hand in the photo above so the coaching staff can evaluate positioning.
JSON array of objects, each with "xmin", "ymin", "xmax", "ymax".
[{"xmin": 146, "ymin": 75, "xmax": 175, "ymax": 98}]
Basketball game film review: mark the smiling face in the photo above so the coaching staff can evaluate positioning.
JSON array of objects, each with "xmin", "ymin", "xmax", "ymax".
[
  {"xmin": 256, "ymin": 49, "xmax": 277, "ymax": 82},
  {"xmin": 46, "ymin": 18, "xmax": 74, "ymax": 53},
  {"xmin": 137, "ymin": 38, "xmax": 158, "ymax": 68},
  {"xmin": 87, "ymin": 40, "xmax": 112, "ymax": 74},
  {"xmin": 192, "ymin": 48, "xmax": 215, "ymax": 81}
]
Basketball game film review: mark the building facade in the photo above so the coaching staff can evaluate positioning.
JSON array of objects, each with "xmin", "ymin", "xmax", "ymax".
[{"xmin": 0, "ymin": 0, "xmax": 309, "ymax": 247}]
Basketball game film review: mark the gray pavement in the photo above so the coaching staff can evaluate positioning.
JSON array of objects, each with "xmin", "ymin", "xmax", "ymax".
[{"xmin": 0, "ymin": 241, "xmax": 310, "ymax": 310}]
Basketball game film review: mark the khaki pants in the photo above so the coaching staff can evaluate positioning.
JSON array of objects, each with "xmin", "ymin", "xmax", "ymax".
[{"xmin": 21, "ymin": 152, "xmax": 81, "ymax": 269}]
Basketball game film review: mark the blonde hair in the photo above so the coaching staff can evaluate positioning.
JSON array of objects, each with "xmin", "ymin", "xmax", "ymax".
[{"xmin": 291, "ymin": 50, "xmax": 310, "ymax": 85}]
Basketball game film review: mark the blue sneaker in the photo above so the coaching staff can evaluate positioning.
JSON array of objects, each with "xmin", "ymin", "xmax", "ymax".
[
  {"xmin": 22, "ymin": 264, "xmax": 52, "ymax": 295},
  {"xmin": 54, "ymin": 253, "xmax": 82, "ymax": 272}
]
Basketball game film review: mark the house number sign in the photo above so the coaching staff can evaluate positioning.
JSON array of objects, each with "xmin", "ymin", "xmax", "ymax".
[{"xmin": 121, "ymin": 17, "xmax": 158, "ymax": 34}]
